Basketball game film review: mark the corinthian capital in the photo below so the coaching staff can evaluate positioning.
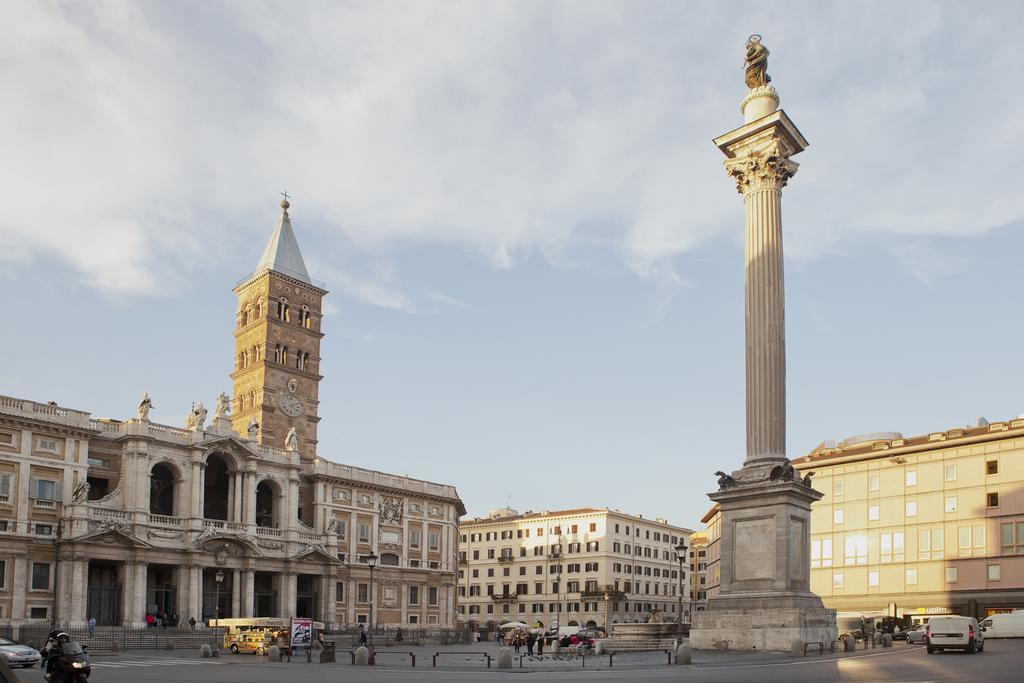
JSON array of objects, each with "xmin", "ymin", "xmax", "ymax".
[{"xmin": 723, "ymin": 142, "xmax": 799, "ymax": 194}]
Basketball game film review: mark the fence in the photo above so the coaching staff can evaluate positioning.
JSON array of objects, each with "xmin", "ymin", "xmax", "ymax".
[
  {"xmin": 13, "ymin": 622, "xmax": 225, "ymax": 652},
  {"xmin": 324, "ymin": 625, "xmax": 472, "ymax": 647}
]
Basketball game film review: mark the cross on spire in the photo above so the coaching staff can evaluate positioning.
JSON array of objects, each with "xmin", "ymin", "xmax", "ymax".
[{"xmin": 280, "ymin": 191, "xmax": 291, "ymax": 210}]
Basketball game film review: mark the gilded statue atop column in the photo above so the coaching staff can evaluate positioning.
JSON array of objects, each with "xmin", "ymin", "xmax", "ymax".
[{"xmin": 744, "ymin": 35, "xmax": 771, "ymax": 89}]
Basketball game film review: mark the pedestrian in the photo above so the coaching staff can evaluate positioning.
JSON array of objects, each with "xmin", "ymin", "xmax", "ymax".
[
  {"xmin": 395, "ymin": 626, "xmax": 403, "ymax": 642},
  {"xmin": 171, "ymin": 612, "xmax": 179, "ymax": 627},
  {"xmin": 358, "ymin": 624, "xmax": 368, "ymax": 646},
  {"xmin": 495, "ymin": 629, "xmax": 502, "ymax": 645},
  {"xmin": 536, "ymin": 633, "xmax": 544, "ymax": 656},
  {"xmin": 145, "ymin": 613, "xmax": 155, "ymax": 628},
  {"xmin": 512, "ymin": 631, "xmax": 521, "ymax": 654},
  {"xmin": 87, "ymin": 616, "xmax": 97, "ymax": 638},
  {"xmin": 188, "ymin": 616, "xmax": 197, "ymax": 630},
  {"xmin": 526, "ymin": 631, "xmax": 535, "ymax": 656}
]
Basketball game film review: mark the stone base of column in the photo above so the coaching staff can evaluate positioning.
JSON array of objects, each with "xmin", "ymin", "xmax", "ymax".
[{"xmin": 690, "ymin": 597, "xmax": 835, "ymax": 652}]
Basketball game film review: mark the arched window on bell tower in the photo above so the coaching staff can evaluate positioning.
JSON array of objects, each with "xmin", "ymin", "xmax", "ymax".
[
  {"xmin": 274, "ymin": 344, "xmax": 282, "ymax": 364},
  {"xmin": 282, "ymin": 346, "xmax": 288, "ymax": 366}
]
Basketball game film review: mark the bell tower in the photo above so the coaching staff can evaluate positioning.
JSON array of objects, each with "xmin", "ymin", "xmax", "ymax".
[{"xmin": 230, "ymin": 197, "xmax": 327, "ymax": 459}]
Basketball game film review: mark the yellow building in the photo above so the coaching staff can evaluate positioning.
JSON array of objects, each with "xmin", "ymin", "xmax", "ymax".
[
  {"xmin": 791, "ymin": 416, "xmax": 1024, "ymax": 622},
  {"xmin": 457, "ymin": 507, "xmax": 691, "ymax": 630}
]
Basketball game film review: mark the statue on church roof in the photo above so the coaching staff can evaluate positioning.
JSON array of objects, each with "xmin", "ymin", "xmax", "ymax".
[
  {"xmin": 284, "ymin": 426, "xmax": 299, "ymax": 452},
  {"xmin": 214, "ymin": 391, "xmax": 231, "ymax": 420},
  {"xmin": 185, "ymin": 401, "xmax": 207, "ymax": 431},
  {"xmin": 247, "ymin": 416, "xmax": 260, "ymax": 440},
  {"xmin": 744, "ymin": 34, "xmax": 771, "ymax": 89},
  {"xmin": 137, "ymin": 392, "xmax": 153, "ymax": 421}
]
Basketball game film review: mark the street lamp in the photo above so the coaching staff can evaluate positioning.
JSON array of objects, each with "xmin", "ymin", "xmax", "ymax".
[
  {"xmin": 214, "ymin": 569, "xmax": 225, "ymax": 627},
  {"xmin": 602, "ymin": 591, "xmax": 610, "ymax": 636},
  {"xmin": 365, "ymin": 553, "xmax": 378, "ymax": 642},
  {"xmin": 674, "ymin": 542, "xmax": 688, "ymax": 642}
]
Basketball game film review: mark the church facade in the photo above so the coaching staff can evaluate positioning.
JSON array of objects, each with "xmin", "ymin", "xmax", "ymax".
[{"xmin": 0, "ymin": 199, "xmax": 465, "ymax": 628}]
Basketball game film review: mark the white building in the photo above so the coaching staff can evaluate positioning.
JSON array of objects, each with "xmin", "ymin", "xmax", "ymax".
[{"xmin": 457, "ymin": 507, "xmax": 692, "ymax": 629}]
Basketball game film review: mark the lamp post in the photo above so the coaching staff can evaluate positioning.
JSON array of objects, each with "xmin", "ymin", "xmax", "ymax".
[
  {"xmin": 214, "ymin": 569, "xmax": 225, "ymax": 627},
  {"xmin": 602, "ymin": 591, "xmax": 610, "ymax": 636},
  {"xmin": 365, "ymin": 553, "xmax": 378, "ymax": 642},
  {"xmin": 674, "ymin": 542, "xmax": 688, "ymax": 642}
]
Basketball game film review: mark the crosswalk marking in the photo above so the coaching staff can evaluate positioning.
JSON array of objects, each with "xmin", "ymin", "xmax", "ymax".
[{"xmin": 92, "ymin": 658, "xmax": 224, "ymax": 668}]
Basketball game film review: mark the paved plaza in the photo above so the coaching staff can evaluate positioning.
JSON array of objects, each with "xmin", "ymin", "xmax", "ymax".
[{"xmin": 9, "ymin": 640, "xmax": 1024, "ymax": 682}]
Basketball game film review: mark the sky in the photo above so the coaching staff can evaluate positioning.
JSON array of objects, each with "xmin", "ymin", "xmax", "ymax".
[{"xmin": 2, "ymin": 1, "xmax": 1023, "ymax": 530}]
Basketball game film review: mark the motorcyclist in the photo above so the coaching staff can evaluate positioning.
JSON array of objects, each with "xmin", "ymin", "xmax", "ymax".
[
  {"xmin": 39, "ymin": 628, "xmax": 64, "ymax": 667},
  {"xmin": 44, "ymin": 631, "xmax": 72, "ymax": 682}
]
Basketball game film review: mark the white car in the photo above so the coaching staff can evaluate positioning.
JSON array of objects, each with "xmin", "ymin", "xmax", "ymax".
[
  {"xmin": 926, "ymin": 616, "xmax": 984, "ymax": 654},
  {"xmin": 0, "ymin": 637, "xmax": 41, "ymax": 667},
  {"xmin": 906, "ymin": 625, "xmax": 927, "ymax": 644}
]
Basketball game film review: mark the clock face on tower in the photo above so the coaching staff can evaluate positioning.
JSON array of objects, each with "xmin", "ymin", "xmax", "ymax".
[{"xmin": 279, "ymin": 393, "xmax": 304, "ymax": 417}]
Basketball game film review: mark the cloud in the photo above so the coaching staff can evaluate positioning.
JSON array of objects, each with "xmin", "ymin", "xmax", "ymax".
[{"xmin": 2, "ymin": 1, "xmax": 1022, "ymax": 298}]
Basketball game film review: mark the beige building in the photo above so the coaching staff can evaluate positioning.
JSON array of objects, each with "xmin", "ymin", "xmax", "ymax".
[
  {"xmin": 700, "ymin": 504, "xmax": 721, "ymax": 603},
  {"xmin": 688, "ymin": 531, "xmax": 708, "ymax": 615},
  {"xmin": 0, "ymin": 199, "xmax": 464, "ymax": 628},
  {"xmin": 457, "ymin": 507, "xmax": 691, "ymax": 630},
  {"xmin": 791, "ymin": 416, "xmax": 1024, "ymax": 622}
]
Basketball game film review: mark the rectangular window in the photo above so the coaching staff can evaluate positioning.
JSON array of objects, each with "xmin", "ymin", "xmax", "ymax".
[
  {"xmin": 868, "ymin": 570, "xmax": 879, "ymax": 587},
  {"xmin": 987, "ymin": 492, "xmax": 999, "ymax": 508},
  {"xmin": 358, "ymin": 524, "xmax": 370, "ymax": 542},
  {"xmin": 29, "ymin": 607, "xmax": 48, "ymax": 620},
  {"xmin": 30, "ymin": 479, "xmax": 59, "ymax": 501},
  {"xmin": 905, "ymin": 568, "xmax": 918, "ymax": 585},
  {"xmin": 844, "ymin": 534, "xmax": 868, "ymax": 565},
  {"xmin": 589, "ymin": 522, "xmax": 597, "ymax": 532},
  {"xmin": 945, "ymin": 567, "xmax": 958, "ymax": 583},
  {"xmin": 868, "ymin": 505, "xmax": 879, "ymax": 521},
  {"xmin": 0, "ymin": 559, "xmax": 5, "ymax": 589},
  {"xmin": 335, "ymin": 582, "xmax": 345, "ymax": 602},
  {"xmin": 31, "ymin": 563, "xmax": 50, "ymax": 591},
  {"xmin": 905, "ymin": 470, "xmax": 917, "ymax": 487},
  {"xmin": 868, "ymin": 474, "xmax": 879, "ymax": 491},
  {"xmin": 410, "ymin": 529, "xmax": 421, "ymax": 547},
  {"xmin": 409, "ymin": 586, "xmax": 419, "ymax": 605},
  {"xmin": 833, "ymin": 572, "xmax": 843, "ymax": 589},
  {"xmin": 988, "ymin": 564, "xmax": 1001, "ymax": 581},
  {"xmin": 880, "ymin": 532, "xmax": 905, "ymax": 563},
  {"xmin": 945, "ymin": 496, "xmax": 957, "ymax": 513},
  {"xmin": 426, "ymin": 531, "xmax": 438, "ymax": 549},
  {"xmin": 833, "ymin": 509, "xmax": 844, "ymax": 525},
  {"xmin": 944, "ymin": 464, "xmax": 957, "ymax": 481},
  {"xmin": 833, "ymin": 480, "xmax": 843, "ymax": 496},
  {"xmin": 906, "ymin": 501, "xmax": 917, "ymax": 517},
  {"xmin": 811, "ymin": 538, "xmax": 833, "ymax": 568},
  {"xmin": 36, "ymin": 437, "xmax": 59, "ymax": 453},
  {"xmin": 986, "ymin": 460, "xmax": 998, "ymax": 475},
  {"xmin": 0, "ymin": 473, "xmax": 10, "ymax": 503}
]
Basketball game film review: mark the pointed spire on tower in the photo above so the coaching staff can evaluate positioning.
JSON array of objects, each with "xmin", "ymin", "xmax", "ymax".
[{"xmin": 253, "ymin": 193, "xmax": 312, "ymax": 285}]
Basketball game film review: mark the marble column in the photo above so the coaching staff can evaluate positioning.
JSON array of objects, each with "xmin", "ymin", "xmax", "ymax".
[
  {"xmin": 241, "ymin": 570, "xmax": 255, "ymax": 617},
  {"xmin": 231, "ymin": 569, "xmax": 241, "ymax": 617},
  {"xmin": 186, "ymin": 565, "xmax": 202, "ymax": 623},
  {"xmin": 11, "ymin": 557, "xmax": 27, "ymax": 621},
  {"xmin": 131, "ymin": 562, "xmax": 148, "ymax": 626}
]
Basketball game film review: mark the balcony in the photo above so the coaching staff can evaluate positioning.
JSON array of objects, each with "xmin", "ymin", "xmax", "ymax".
[
  {"xmin": 498, "ymin": 555, "xmax": 514, "ymax": 564},
  {"xmin": 582, "ymin": 589, "xmax": 627, "ymax": 601},
  {"xmin": 458, "ymin": 558, "xmax": 468, "ymax": 566},
  {"xmin": 491, "ymin": 593, "xmax": 518, "ymax": 603}
]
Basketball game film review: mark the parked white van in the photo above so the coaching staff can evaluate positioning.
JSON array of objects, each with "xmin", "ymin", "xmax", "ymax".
[
  {"xmin": 979, "ymin": 612, "xmax": 1024, "ymax": 638},
  {"xmin": 926, "ymin": 616, "xmax": 984, "ymax": 654}
]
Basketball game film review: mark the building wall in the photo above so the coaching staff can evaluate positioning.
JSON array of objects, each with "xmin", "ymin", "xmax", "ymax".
[
  {"xmin": 456, "ymin": 508, "xmax": 691, "ymax": 629},
  {"xmin": 793, "ymin": 418, "xmax": 1024, "ymax": 622}
]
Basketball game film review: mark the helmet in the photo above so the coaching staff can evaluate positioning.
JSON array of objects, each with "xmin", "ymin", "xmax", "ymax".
[
  {"xmin": 55, "ymin": 632, "xmax": 70, "ymax": 643},
  {"xmin": 48, "ymin": 629, "xmax": 63, "ymax": 640}
]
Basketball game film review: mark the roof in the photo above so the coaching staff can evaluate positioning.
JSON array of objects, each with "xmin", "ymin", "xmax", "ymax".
[
  {"xmin": 460, "ymin": 507, "xmax": 692, "ymax": 532},
  {"xmin": 792, "ymin": 414, "xmax": 1024, "ymax": 469},
  {"xmin": 252, "ymin": 201, "xmax": 312, "ymax": 285}
]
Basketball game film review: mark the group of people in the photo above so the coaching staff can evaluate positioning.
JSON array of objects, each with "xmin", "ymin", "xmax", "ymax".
[
  {"xmin": 501, "ymin": 627, "xmax": 545, "ymax": 656},
  {"xmin": 144, "ymin": 611, "xmax": 180, "ymax": 628}
]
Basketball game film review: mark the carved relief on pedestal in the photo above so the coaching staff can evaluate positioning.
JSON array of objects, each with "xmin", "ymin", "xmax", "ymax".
[
  {"xmin": 382, "ymin": 581, "xmax": 397, "ymax": 608},
  {"xmin": 723, "ymin": 142, "xmax": 799, "ymax": 194}
]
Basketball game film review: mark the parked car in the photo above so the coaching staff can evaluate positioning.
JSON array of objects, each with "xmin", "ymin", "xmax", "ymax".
[
  {"xmin": 0, "ymin": 637, "xmax": 41, "ymax": 667},
  {"xmin": 979, "ymin": 612, "xmax": 1024, "ymax": 638},
  {"xmin": 906, "ymin": 625, "xmax": 928, "ymax": 644},
  {"xmin": 926, "ymin": 616, "xmax": 984, "ymax": 654}
]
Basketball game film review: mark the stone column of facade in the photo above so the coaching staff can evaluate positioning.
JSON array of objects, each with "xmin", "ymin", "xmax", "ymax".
[
  {"xmin": 231, "ymin": 568, "xmax": 241, "ymax": 617},
  {"xmin": 128, "ymin": 562, "xmax": 147, "ymax": 626},
  {"xmin": 241, "ymin": 569, "xmax": 255, "ymax": 617},
  {"xmin": 11, "ymin": 557, "xmax": 26, "ymax": 622},
  {"xmin": 70, "ymin": 557, "xmax": 88, "ymax": 622},
  {"xmin": 279, "ymin": 572, "xmax": 297, "ymax": 618},
  {"xmin": 690, "ymin": 46, "xmax": 836, "ymax": 652},
  {"xmin": 319, "ymin": 573, "xmax": 334, "ymax": 626},
  {"xmin": 244, "ymin": 471, "xmax": 257, "ymax": 529},
  {"xmin": 186, "ymin": 565, "xmax": 202, "ymax": 623}
]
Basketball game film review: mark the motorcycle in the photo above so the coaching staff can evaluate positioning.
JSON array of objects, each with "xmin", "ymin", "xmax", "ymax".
[{"xmin": 45, "ymin": 642, "xmax": 91, "ymax": 683}]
